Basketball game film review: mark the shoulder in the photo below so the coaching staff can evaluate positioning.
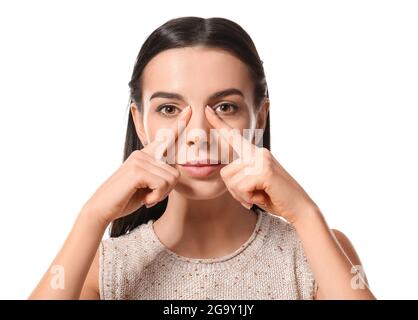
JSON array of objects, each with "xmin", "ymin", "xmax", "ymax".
[
  {"xmin": 99, "ymin": 220, "xmax": 158, "ymax": 299},
  {"xmin": 265, "ymin": 213, "xmax": 368, "ymax": 299},
  {"xmin": 101, "ymin": 220, "xmax": 152, "ymax": 255},
  {"xmin": 261, "ymin": 210, "xmax": 317, "ymax": 299},
  {"xmin": 104, "ymin": 221, "xmax": 149, "ymax": 242},
  {"xmin": 311, "ymin": 228, "xmax": 369, "ymax": 300},
  {"xmin": 330, "ymin": 228, "xmax": 364, "ymax": 269},
  {"xmin": 100, "ymin": 220, "xmax": 158, "ymax": 267}
]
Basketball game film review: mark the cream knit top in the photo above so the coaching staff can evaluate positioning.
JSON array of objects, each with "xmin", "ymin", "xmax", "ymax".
[{"xmin": 99, "ymin": 208, "xmax": 318, "ymax": 300}]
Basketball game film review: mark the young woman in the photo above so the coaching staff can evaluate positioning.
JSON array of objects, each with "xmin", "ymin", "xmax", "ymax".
[{"xmin": 29, "ymin": 16, "xmax": 376, "ymax": 300}]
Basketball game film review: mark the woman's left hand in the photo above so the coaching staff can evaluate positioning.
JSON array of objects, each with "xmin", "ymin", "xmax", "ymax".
[{"xmin": 205, "ymin": 105, "xmax": 318, "ymax": 225}]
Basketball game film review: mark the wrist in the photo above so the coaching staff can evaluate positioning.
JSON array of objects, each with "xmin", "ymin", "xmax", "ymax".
[
  {"xmin": 78, "ymin": 205, "xmax": 110, "ymax": 231},
  {"xmin": 291, "ymin": 202, "xmax": 324, "ymax": 231}
]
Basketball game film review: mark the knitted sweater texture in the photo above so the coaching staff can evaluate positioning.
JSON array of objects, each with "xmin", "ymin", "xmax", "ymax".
[{"xmin": 99, "ymin": 208, "xmax": 317, "ymax": 300}]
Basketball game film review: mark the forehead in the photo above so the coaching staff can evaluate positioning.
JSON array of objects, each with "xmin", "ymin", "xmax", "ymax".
[{"xmin": 142, "ymin": 46, "xmax": 254, "ymax": 102}]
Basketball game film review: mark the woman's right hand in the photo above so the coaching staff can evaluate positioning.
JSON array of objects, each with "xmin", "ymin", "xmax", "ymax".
[{"xmin": 81, "ymin": 106, "xmax": 191, "ymax": 226}]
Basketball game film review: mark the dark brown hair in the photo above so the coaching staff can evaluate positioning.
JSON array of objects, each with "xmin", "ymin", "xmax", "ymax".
[{"xmin": 110, "ymin": 16, "xmax": 270, "ymax": 237}]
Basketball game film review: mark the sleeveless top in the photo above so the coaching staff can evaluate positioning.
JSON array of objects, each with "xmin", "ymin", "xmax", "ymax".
[{"xmin": 99, "ymin": 208, "xmax": 318, "ymax": 300}]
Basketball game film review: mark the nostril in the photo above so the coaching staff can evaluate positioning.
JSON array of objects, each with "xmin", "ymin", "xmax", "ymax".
[{"xmin": 186, "ymin": 135, "xmax": 200, "ymax": 147}]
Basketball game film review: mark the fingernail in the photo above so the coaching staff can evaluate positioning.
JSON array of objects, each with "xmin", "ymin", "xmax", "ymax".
[
  {"xmin": 241, "ymin": 202, "xmax": 252, "ymax": 209},
  {"xmin": 182, "ymin": 105, "xmax": 191, "ymax": 113},
  {"xmin": 205, "ymin": 105, "xmax": 214, "ymax": 113},
  {"xmin": 145, "ymin": 202, "xmax": 157, "ymax": 208}
]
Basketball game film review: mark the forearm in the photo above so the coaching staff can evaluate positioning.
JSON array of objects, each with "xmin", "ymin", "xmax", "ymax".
[
  {"xmin": 293, "ymin": 206, "xmax": 375, "ymax": 300},
  {"xmin": 28, "ymin": 209, "xmax": 107, "ymax": 299}
]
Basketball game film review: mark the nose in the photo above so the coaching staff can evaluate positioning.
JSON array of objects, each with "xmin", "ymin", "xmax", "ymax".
[{"xmin": 185, "ymin": 106, "xmax": 211, "ymax": 148}]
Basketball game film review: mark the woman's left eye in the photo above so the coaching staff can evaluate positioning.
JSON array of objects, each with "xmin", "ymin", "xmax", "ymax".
[{"xmin": 214, "ymin": 103, "xmax": 238, "ymax": 115}]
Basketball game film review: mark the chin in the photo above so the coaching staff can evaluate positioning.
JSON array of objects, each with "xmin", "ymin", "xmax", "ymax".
[{"xmin": 173, "ymin": 177, "xmax": 228, "ymax": 200}]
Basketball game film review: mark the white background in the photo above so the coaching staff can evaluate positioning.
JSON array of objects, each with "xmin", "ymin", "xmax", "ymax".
[{"xmin": 0, "ymin": 0, "xmax": 417, "ymax": 299}]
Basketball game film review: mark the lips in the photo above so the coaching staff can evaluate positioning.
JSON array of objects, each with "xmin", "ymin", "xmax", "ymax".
[{"xmin": 178, "ymin": 160, "xmax": 224, "ymax": 178}]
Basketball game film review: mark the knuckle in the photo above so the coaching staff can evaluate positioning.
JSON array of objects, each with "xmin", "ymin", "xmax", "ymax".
[
  {"xmin": 237, "ymin": 184, "xmax": 246, "ymax": 193},
  {"xmin": 261, "ymin": 147, "xmax": 270, "ymax": 156},
  {"xmin": 173, "ymin": 169, "xmax": 180, "ymax": 179},
  {"xmin": 229, "ymin": 180, "xmax": 237, "ymax": 190},
  {"xmin": 220, "ymin": 167, "xmax": 228, "ymax": 178},
  {"xmin": 231, "ymin": 193, "xmax": 242, "ymax": 203},
  {"xmin": 132, "ymin": 159, "xmax": 144, "ymax": 172},
  {"xmin": 129, "ymin": 150, "xmax": 147, "ymax": 164},
  {"xmin": 158, "ymin": 178, "xmax": 170, "ymax": 190},
  {"xmin": 263, "ymin": 161, "xmax": 275, "ymax": 177},
  {"xmin": 259, "ymin": 147, "xmax": 271, "ymax": 160},
  {"xmin": 145, "ymin": 194, "xmax": 158, "ymax": 204},
  {"xmin": 129, "ymin": 163, "xmax": 141, "ymax": 176},
  {"xmin": 154, "ymin": 188, "xmax": 166, "ymax": 199},
  {"xmin": 131, "ymin": 149, "xmax": 143, "ymax": 159},
  {"xmin": 165, "ymin": 175, "xmax": 175, "ymax": 186}
]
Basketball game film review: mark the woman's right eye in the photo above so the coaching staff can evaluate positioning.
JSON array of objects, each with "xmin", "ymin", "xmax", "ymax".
[{"xmin": 156, "ymin": 104, "xmax": 181, "ymax": 117}]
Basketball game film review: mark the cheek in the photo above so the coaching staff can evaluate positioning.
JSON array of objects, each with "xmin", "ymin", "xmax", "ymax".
[
  {"xmin": 143, "ymin": 113, "xmax": 173, "ymax": 142},
  {"xmin": 221, "ymin": 114, "xmax": 254, "ymax": 141},
  {"xmin": 222, "ymin": 108, "xmax": 254, "ymax": 130}
]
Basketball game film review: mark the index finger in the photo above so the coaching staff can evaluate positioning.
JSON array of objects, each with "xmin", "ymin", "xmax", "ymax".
[
  {"xmin": 204, "ymin": 105, "xmax": 256, "ymax": 161},
  {"xmin": 145, "ymin": 105, "xmax": 192, "ymax": 161}
]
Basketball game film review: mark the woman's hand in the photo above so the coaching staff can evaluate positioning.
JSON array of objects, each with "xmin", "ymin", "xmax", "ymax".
[
  {"xmin": 29, "ymin": 106, "xmax": 192, "ymax": 300},
  {"xmin": 82, "ymin": 106, "xmax": 192, "ymax": 226},
  {"xmin": 205, "ymin": 105, "xmax": 376, "ymax": 300},
  {"xmin": 205, "ymin": 105, "xmax": 317, "ymax": 225}
]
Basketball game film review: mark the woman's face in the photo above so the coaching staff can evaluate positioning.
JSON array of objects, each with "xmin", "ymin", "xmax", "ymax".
[{"xmin": 132, "ymin": 46, "xmax": 268, "ymax": 200}]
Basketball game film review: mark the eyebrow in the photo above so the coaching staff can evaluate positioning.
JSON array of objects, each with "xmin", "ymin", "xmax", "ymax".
[{"xmin": 149, "ymin": 88, "xmax": 244, "ymax": 101}]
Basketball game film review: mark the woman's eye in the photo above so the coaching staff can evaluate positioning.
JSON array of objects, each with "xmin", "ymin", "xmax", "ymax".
[
  {"xmin": 214, "ymin": 103, "xmax": 238, "ymax": 115},
  {"xmin": 156, "ymin": 105, "xmax": 181, "ymax": 117}
]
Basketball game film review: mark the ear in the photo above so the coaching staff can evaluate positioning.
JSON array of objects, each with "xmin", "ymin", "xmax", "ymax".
[
  {"xmin": 130, "ymin": 102, "xmax": 148, "ymax": 146},
  {"xmin": 253, "ymin": 97, "xmax": 270, "ymax": 145}
]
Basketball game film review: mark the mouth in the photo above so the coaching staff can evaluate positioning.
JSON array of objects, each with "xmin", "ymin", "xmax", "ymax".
[{"xmin": 178, "ymin": 160, "xmax": 225, "ymax": 178}]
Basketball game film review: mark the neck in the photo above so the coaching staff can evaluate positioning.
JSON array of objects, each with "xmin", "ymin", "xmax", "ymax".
[{"xmin": 152, "ymin": 189, "xmax": 258, "ymax": 259}]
